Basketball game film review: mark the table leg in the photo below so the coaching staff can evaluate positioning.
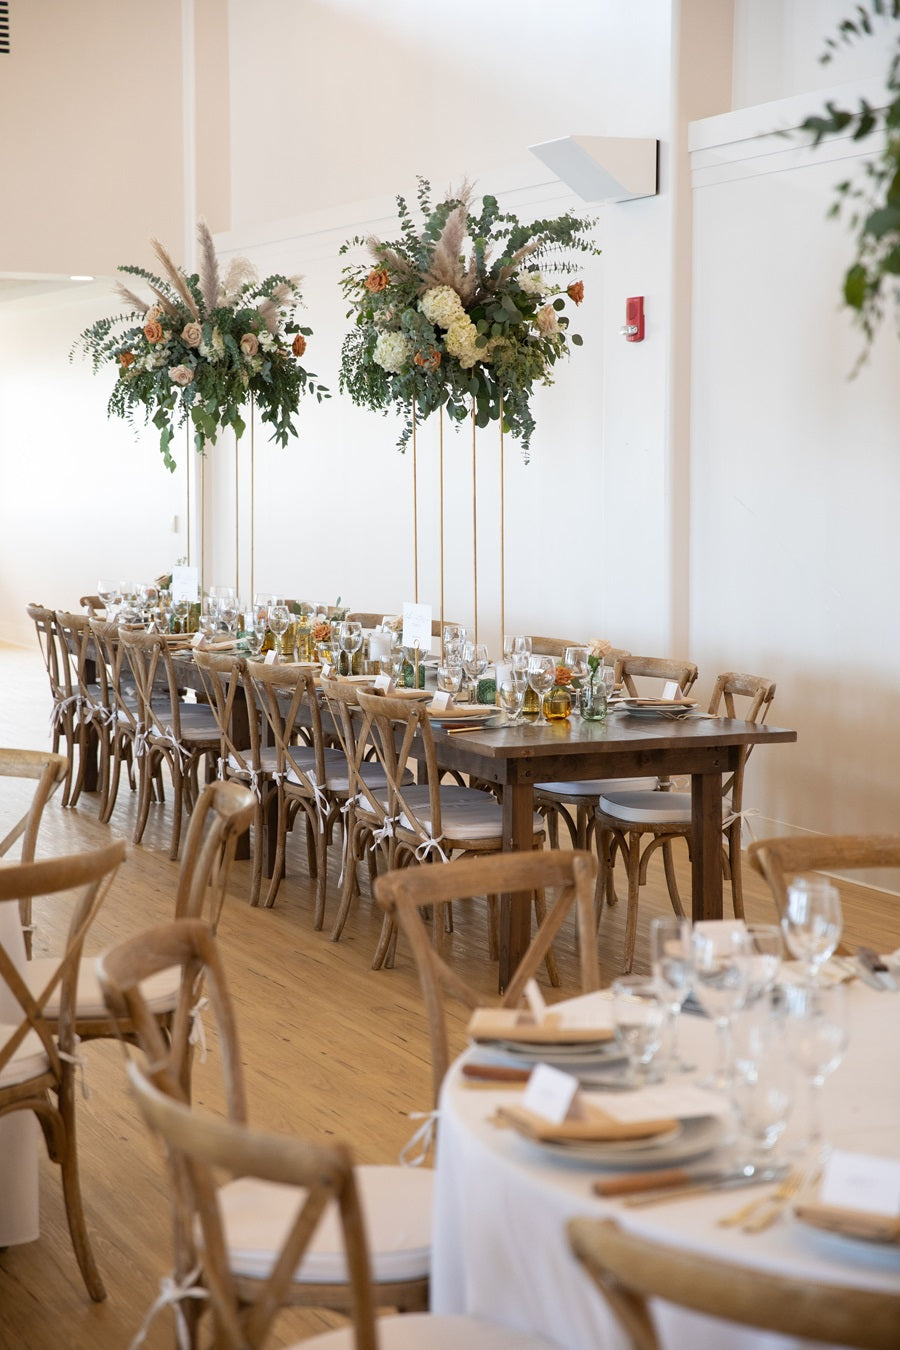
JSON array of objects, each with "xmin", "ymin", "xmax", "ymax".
[
  {"xmin": 690, "ymin": 770, "xmax": 724, "ymax": 921},
  {"xmin": 499, "ymin": 781, "xmax": 536, "ymax": 991}
]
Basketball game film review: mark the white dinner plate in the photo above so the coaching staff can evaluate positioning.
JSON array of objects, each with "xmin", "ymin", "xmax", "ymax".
[
  {"xmin": 618, "ymin": 705, "xmax": 695, "ymax": 721},
  {"xmin": 515, "ymin": 1113, "xmax": 727, "ymax": 1169},
  {"xmin": 493, "ymin": 1038, "xmax": 619, "ymax": 1061}
]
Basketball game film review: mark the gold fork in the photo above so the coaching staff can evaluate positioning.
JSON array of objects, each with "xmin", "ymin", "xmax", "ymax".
[{"xmin": 718, "ymin": 1168, "xmax": 805, "ymax": 1230}]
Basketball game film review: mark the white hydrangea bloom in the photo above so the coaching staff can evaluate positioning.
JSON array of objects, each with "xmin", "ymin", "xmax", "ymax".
[
  {"xmin": 211, "ymin": 327, "xmax": 225, "ymax": 358},
  {"xmin": 517, "ymin": 271, "xmax": 547, "ymax": 297},
  {"xmin": 445, "ymin": 315, "xmax": 481, "ymax": 368},
  {"xmin": 373, "ymin": 331, "xmax": 412, "ymax": 373},
  {"xmin": 419, "ymin": 285, "xmax": 464, "ymax": 329}
]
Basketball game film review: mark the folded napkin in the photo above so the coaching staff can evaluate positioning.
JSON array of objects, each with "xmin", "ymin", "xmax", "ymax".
[
  {"xmin": 495, "ymin": 1102, "xmax": 677, "ymax": 1144},
  {"xmin": 467, "ymin": 1007, "xmax": 614, "ymax": 1045},
  {"xmin": 794, "ymin": 1201, "xmax": 900, "ymax": 1244}
]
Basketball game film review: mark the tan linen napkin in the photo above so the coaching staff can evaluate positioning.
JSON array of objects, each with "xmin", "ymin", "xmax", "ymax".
[
  {"xmin": 794, "ymin": 1201, "xmax": 900, "ymax": 1243},
  {"xmin": 495, "ymin": 1101, "xmax": 678, "ymax": 1144},
  {"xmin": 467, "ymin": 1007, "xmax": 614, "ymax": 1045}
]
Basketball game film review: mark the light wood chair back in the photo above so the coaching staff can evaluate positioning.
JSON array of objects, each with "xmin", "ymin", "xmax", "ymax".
[
  {"xmin": 375, "ymin": 849, "xmax": 600, "ymax": 1104},
  {"xmin": 79, "ymin": 594, "xmax": 106, "ymax": 617},
  {"xmin": 26, "ymin": 602, "xmax": 74, "ymax": 802},
  {"xmin": 619, "ymin": 654, "xmax": 699, "ymax": 699},
  {"xmin": 567, "ymin": 1214, "xmax": 900, "ymax": 1350},
  {"xmin": 174, "ymin": 779, "xmax": 255, "ymax": 932},
  {"xmin": 0, "ymin": 840, "xmax": 127, "ymax": 1301},
  {"xmin": 0, "ymin": 747, "xmax": 68, "ymax": 956},
  {"xmin": 356, "ymin": 689, "xmax": 445, "ymax": 851},
  {"xmin": 88, "ymin": 616, "xmax": 144, "ymax": 825},
  {"xmin": 530, "ymin": 635, "xmax": 580, "ymax": 657},
  {"xmin": 749, "ymin": 833, "xmax": 900, "ymax": 922},
  {"xmin": 55, "ymin": 609, "xmax": 104, "ymax": 811}
]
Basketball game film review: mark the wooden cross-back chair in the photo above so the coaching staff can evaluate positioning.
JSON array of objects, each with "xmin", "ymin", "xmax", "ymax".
[
  {"xmin": 0, "ymin": 747, "xmax": 67, "ymax": 958},
  {"xmin": 24, "ymin": 779, "xmax": 253, "ymax": 1074},
  {"xmin": 118, "ymin": 629, "xmax": 220, "ymax": 859},
  {"xmin": 88, "ymin": 616, "xmax": 148, "ymax": 826},
  {"xmin": 26, "ymin": 602, "xmax": 77, "ymax": 805},
  {"xmin": 243, "ymin": 660, "xmax": 347, "ymax": 922},
  {"xmin": 749, "ymin": 832, "xmax": 900, "ymax": 934},
  {"xmin": 595, "ymin": 671, "xmax": 775, "ymax": 972},
  {"xmin": 193, "ymin": 650, "xmax": 277, "ymax": 909},
  {"xmin": 354, "ymin": 689, "xmax": 547, "ymax": 973},
  {"xmin": 97, "ymin": 918, "xmax": 441, "ymax": 1338},
  {"xmin": 0, "ymin": 839, "xmax": 127, "ymax": 1302},
  {"xmin": 567, "ymin": 1215, "xmax": 900, "ymax": 1350},
  {"xmin": 375, "ymin": 849, "xmax": 600, "ymax": 1106},
  {"xmin": 535, "ymin": 651, "xmax": 692, "ymax": 865},
  {"xmin": 54, "ymin": 609, "xmax": 107, "ymax": 813}
]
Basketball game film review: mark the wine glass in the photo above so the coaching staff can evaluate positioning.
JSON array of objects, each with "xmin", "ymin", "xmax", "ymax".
[
  {"xmin": 498, "ymin": 673, "xmax": 526, "ymax": 722},
  {"xmin": 527, "ymin": 654, "xmax": 555, "ymax": 726},
  {"xmin": 463, "ymin": 642, "xmax": 488, "ymax": 702},
  {"xmin": 611, "ymin": 976, "xmax": 667, "ymax": 1086},
  {"xmin": 650, "ymin": 916, "xmax": 694, "ymax": 1073},
  {"xmin": 268, "ymin": 603, "xmax": 290, "ymax": 657},
  {"xmin": 784, "ymin": 981, "xmax": 848, "ymax": 1159},
  {"xmin": 512, "ymin": 635, "xmax": 532, "ymax": 661},
  {"xmin": 782, "ymin": 878, "xmax": 842, "ymax": 982},
  {"xmin": 198, "ymin": 604, "xmax": 218, "ymax": 640},
  {"xmin": 731, "ymin": 1021, "xmax": 794, "ymax": 1166},
  {"xmin": 691, "ymin": 926, "xmax": 752, "ymax": 1089},
  {"xmin": 97, "ymin": 579, "xmax": 122, "ymax": 617},
  {"xmin": 219, "ymin": 595, "xmax": 239, "ymax": 636},
  {"xmin": 744, "ymin": 923, "xmax": 783, "ymax": 1002},
  {"xmin": 436, "ymin": 662, "xmax": 463, "ymax": 698},
  {"xmin": 442, "ymin": 624, "xmax": 466, "ymax": 663},
  {"xmin": 340, "ymin": 621, "xmax": 363, "ymax": 673}
]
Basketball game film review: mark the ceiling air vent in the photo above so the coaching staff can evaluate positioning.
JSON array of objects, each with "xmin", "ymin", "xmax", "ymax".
[{"xmin": 0, "ymin": 3, "xmax": 9, "ymax": 55}]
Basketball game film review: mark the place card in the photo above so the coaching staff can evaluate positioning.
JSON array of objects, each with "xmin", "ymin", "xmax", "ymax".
[
  {"xmin": 599, "ymin": 1083, "xmax": 732, "ymax": 1124},
  {"xmin": 373, "ymin": 674, "xmax": 393, "ymax": 693},
  {"xmin": 402, "ymin": 602, "xmax": 432, "ymax": 654},
  {"xmin": 522, "ymin": 1064, "xmax": 583, "ymax": 1125},
  {"xmin": 430, "ymin": 691, "xmax": 453, "ymax": 711},
  {"xmin": 820, "ymin": 1149, "xmax": 900, "ymax": 1217},
  {"xmin": 191, "ymin": 632, "xmax": 207, "ymax": 649},
  {"xmin": 264, "ymin": 650, "xmax": 278, "ymax": 665},
  {"xmin": 662, "ymin": 680, "xmax": 683, "ymax": 701},
  {"xmin": 171, "ymin": 565, "xmax": 199, "ymax": 605},
  {"xmin": 368, "ymin": 631, "xmax": 392, "ymax": 661}
]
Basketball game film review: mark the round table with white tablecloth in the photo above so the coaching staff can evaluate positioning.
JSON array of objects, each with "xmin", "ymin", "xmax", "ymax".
[
  {"xmin": 431, "ymin": 983, "xmax": 900, "ymax": 1350},
  {"xmin": 0, "ymin": 899, "xmax": 40, "ymax": 1246}
]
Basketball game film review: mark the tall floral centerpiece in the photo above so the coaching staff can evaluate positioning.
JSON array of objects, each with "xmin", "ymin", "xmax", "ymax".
[
  {"xmin": 72, "ymin": 221, "xmax": 329, "ymax": 470},
  {"xmin": 338, "ymin": 179, "xmax": 599, "ymax": 461}
]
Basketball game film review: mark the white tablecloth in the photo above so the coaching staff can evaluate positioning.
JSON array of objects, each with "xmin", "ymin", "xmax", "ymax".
[
  {"xmin": 432, "ymin": 984, "xmax": 900, "ymax": 1350},
  {"xmin": 0, "ymin": 901, "xmax": 40, "ymax": 1246}
]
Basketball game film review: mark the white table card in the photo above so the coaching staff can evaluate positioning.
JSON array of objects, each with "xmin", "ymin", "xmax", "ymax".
[
  {"xmin": 373, "ymin": 674, "xmax": 393, "ymax": 693},
  {"xmin": 368, "ymin": 631, "xmax": 392, "ymax": 661},
  {"xmin": 264, "ymin": 650, "xmax": 278, "ymax": 666},
  {"xmin": 522, "ymin": 1064, "xmax": 583, "ymax": 1125},
  {"xmin": 430, "ymin": 691, "xmax": 453, "ymax": 712},
  {"xmin": 402, "ymin": 602, "xmax": 432, "ymax": 654},
  {"xmin": 820, "ymin": 1149, "xmax": 900, "ymax": 1217},
  {"xmin": 171, "ymin": 565, "xmax": 199, "ymax": 604}
]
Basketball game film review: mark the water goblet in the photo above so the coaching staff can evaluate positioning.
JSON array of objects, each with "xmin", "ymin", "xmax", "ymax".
[
  {"xmin": 782, "ymin": 878, "xmax": 842, "ymax": 983},
  {"xmin": 198, "ymin": 604, "xmax": 218, "ymax": 641},
  {"xmin": 783, "ymin": 981, "xmax": 848, "ymax": 1160},
  {"xmin": 527, "ymin": 654, "xmax": 555, "ymax": 726},
  {"xmin": 691, "ymin": 926, "xmax": 752, "ymax": 1090},
  {"xmin": 731, "ymin": 1020, "xmax": 793, "ymax": 1166},
  {"xmin": 611, "ymin": 976, "xmax": 667, "ymax": 1086},
  {"xmin": 512, "ymin": 635, "xmax": 532, "ymax": 660},
  {"xmin": 436, "ymin": 662, "xmax": 463, "ymax": 698},
  {"xmin": 744, "ymin": 923, "xmax": 783, "ymax": 1003},
  {"xmin": 340, "ymin": 621, "xmax": 363, "ymax": 673},
  {"xmin": 442, "ymin": 624, "xmax": 466, "ymax": 663},
  {"xmin": 97, "ymin": 579, "xmax": 122, "ymax": 617},
  {"xmin": 498, "ymin": 675, "xmax": 526, "ymax": 722},
  {"xmin": 463, "ymin": 642, "xmax": 488, "ymax": 701},
  {"xmin": 267, "ymin": 603, "xmax": 290, "ymax": 658},
  {"xmin": 650, "ymin": 916, "xmax": 694, "ymax": 1073},
  {"xmin": 247, "ymin": 620, "xmax": 267, "ymax": 657},
  {"xmin": 219, "ymin": 595, "xmax": 239, "ymax": 636}
]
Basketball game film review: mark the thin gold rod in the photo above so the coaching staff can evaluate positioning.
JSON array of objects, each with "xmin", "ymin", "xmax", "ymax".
[
  {"xmin": 250, "ymin": 395, "xmax": 255, "ymax": 607},
  {"xmin": 412, "ymin": 398, "xmax": 419, "ymax": 603},
  {"xmin": 499, "ymin": 393, "xmax": 505, "ymax": 646},
  {"xmin": 439, "ymin": 406, "xmax": 445, "ymax": 635},
  {"xmin": 185, "ymin": 424, "xmax": 191, "ymax": 567},
  {"xmin": 235, "ymin": 424, "xmax": 240, "ymax": 597},
  {"xmin": 200, "ymin": 450, "xmax": 206, "ymax": 598},
  {"xmin": 471, "ymin": 400, "xmax": 478, "ymax": 646}
]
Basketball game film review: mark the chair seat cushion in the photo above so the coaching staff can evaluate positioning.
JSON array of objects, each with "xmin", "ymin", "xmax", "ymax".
[
  {"xmin": 285, "ymin": 747, "xmax": 346, "ymax": 787},
  {"xmin": 597, "ymin": 790, "xmax": 693, "ymax": 825},
  {"xmin": 0, "ymin": 1027, "xmax": 50, "ymax": 1087},
  {"xmin": 227, "ymin": 746, "xmax": 280, "ymax": 777},
  {"xmin": 325, "ymin": 761, "xmax": 414, "ymax": 795},
  {"xmin": 217, "ymin": 1164, "xmax": 433, "ymax": 1284},
  {"xmin": 25, "ymin": 958, "xmax": 180, "ymax": 1020},
  {"xmin": 398, "ymin": 786, "xmax": 542, "ymax": 843},
  {"xmin": 536, "ymin": 777, "xmax": 655, "ymax": 798},
  {"xmin": 295, "ymin": 1314, "xmax": 558, "ymax": 1348}
]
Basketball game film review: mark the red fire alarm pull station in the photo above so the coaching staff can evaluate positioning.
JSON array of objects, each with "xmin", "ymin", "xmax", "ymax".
[{"xmin": 623, "ymin": 296, "xmax": 645, "ymax": 342}]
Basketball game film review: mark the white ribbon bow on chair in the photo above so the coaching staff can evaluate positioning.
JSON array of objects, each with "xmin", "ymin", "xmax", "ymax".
[
  {"xmin": 156, "ymin": 726, "xmax": 185, "ymax": 771},
  {"xmin": 370, "ymin": 815, "xmax": 397, "ymax": 851},
  {"xmin": 58, "ymin": 1033, "xmax": 90, "ymax": 1100},
  {"xmin": 129, "ymin": 1264, "xmax": 209, "ymax": 1350},
  {"xmin": 414, "ymin": 834, "xmax": 450, "ymax": 864},
  {"xmin": 722, "ymin": 805, "xmax": 760, "ymax": 841},
  {"xmin": 306, "ymin": 772, "xmax": 329, "ymax": 831},
  {"xmin": 50, "ymin": 693, "xmax": 83, "ymax": 727},
  {"xmin": 399, "ymin": 1109, "xmax": 440, "ymax": 1167}
]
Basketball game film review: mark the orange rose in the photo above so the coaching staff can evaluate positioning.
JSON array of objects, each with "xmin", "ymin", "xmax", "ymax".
[
  {"xmin": 365, "ymin": 267, "xmax": 389, "ymax": 293},
  {"xmin": 567, "ymin": 281, "xmax": 585, "ymax": 305},
  {"xmin": 292, "ymin": 333, "xmax": 307, "ymax": 358},
  {"xmin": 554, "ymin": 664, "xmax": 573, "ymax": 686},
  {"xmin": 414, "ymin": 347, "xmax": 441, "ymax": 371},
  {"xmin": 119, "ymin": 351, "xmax": 135, "ymax": 368},
  {"xmin": 143, "ymin": 320, "xmax": 164, "ymax": 344}
]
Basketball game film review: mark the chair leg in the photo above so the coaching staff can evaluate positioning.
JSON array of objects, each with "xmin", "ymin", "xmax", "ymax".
[
  {"xmin": 169, "ymin": 765, "xmax": 184, "ymax": 862},
  {"xmin": 727, "ymin": 828, "xmax": 745, "ymax": 919},
  {"xmin": 132, "ymin": 750, "xmax": 154, "ymax": 845},
  {"xmin": 331, "ymin": 828, "xmax": 360, "ymax": 942},
  {"xmin": 263, "ymin": 794, "xmax": 288, "ymax": 909},
  {"xmin": 661, "ymin": 841, "xmax": 686, "ymax": 918},
  {"xmin": 313, "ymin": 829, "xmax": 328, "ymax": 931},
  {"xmin": 622, "ymin": 832, "xmax": 642, "ymax": 974},
  {"xmin": 53, "ymin": 1087, "xmax": 107, "ymax": 1303},
  {"xmin": 533, "ymin": 888, "xmax": 560, "ymax": 987},
  {"xmin": 100, "ymin": 741, "xmax": 123, "ymax": 825},
  {"xmin": 248, "ymin": 799, "xmax": 265, "ymax": 908}
]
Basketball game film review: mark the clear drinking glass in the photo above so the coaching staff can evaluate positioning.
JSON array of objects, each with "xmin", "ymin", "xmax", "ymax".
[
  {"xmin": 783, "ymin": 981, "xmax": 848, "ymax": 1159},
  {"xmin": 744, "ymin": 923, "xmax": 783, "ymax": 1002},
  {"xmin": 340, "ymin": 621, "xmax": 363, "ymax": 672},
  {"xmin": 267, "ymin": 603, "xmax": 290, "ymax": 657},
  {"xmin": 512, "ymin": 635, "xmax": 532, "ymax": 660},
  {"xmin": 97, "ymin": 579, "xmax": 122, "ymax": 616},
  {"xmin": 463, "ymin": 642, "xmax": 488, "ymax": 700},
  {"xmin": 650, "ymin": 916, "xmax": 694, "ymax": 1073},
  {"xmin": 611, "ymin": 976, "xmax": 667, "ymax": 1086},
  {"xmin": 442, "ymin": 624, "xmax": 466, "ymax": 663},
  {"xmin": 498, "ymin": 675, "xmax": 526, "ymax": 722},
  {"xmin": 219, "ymin": 596, "xmax": 239, "ymax": 636},
  {"xmin": 731, "ymin": 1023, "xmax": 793, "ymax": 1165},
  {"xmin": 527, "ymin": 654, "xmax": 555, "ymax": 726},
  {"xmin": 782, "ymin": 878, "xmax": 842, "ymax": 983},
  {"xmin": 691, "ymin": 927, "xmax": 752, "ymax": 1090},
  {"xmin": 436, "ymin": 663, "xmax": 463, "ymax": 697}
]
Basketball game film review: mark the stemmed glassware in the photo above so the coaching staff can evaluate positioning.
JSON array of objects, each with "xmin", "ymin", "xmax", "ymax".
[
  {"xmin": 267, "ymin": 603, "xmax": 290, "ymax": 658},
  {"xmin": 462, "ymin": 642, "xmax": 488, "ymax": 702},
  {"xmin": 731, "ymin": 1018, "xmax": 794, "ymax": 1166},
  {"xmin": 783, "ymin": 981, "xmax": 848, "ymax": 1159},
  {"xmin": 436, "ymin": 662, "xmax": 463, "ymax": 698},
  {"xmin": 218, "ymin": 594, "xmax": 240, "ymax": 637},
  {"xmin": 691, "ymin": 926, "xmax": 752, "ymax": 1090},
  {"xmin": 743, "ymin": 923, "xmax": 783, "ymax": 1002},
  {"xmin": 97, "ymin": 579, "xmax": 122, "ymax": 618},
  {"xmin": 442, "ymin": 624, "xmax": 466, "ymax": 664},
  {"xmin": 527, "ymin": 654, "xmax": 555, "ymax": 726},
  {"xmin": 650, "ymin": 916, "xmax": 694, "ymax": 1073},
  {"xmin": 340, "ymin": 621, "xmax": 363, "ymax": 673},
  {"xmin": 781, "ymin": 878, "xmax": 842, "ymax": 983},
  {"xmin": 610, "ymin": 976, "xmax": 667, "ymax": 1086},
  {"xmin": 497, "ymin": 669, "xmax": 528, "ymax": 722}
]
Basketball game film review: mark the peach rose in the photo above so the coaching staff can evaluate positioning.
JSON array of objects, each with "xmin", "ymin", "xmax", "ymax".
[
  {"xmin": 292, "ymin": 334, "xmax": 307, "ymax": 358},
  {"xmin": 143, "ymin": 320, "xmax": 164, "ymax": 344},
  {"xmin": 414, "ymin": 347, "xmax": 441, "ymax": 371},
  {"xmin": 168, "ymin": 364, "xmax": 194, "ymax": 387},
  {"xmin": 554, "ymin": 664, "xmax": 573, "ymax": 687},
  {"xmin": 365, "ymin": 267, "xmax": 389, "ymax": 293},
  {"xmin": 119, "ymin": 351, "xmax": 135, "ymax": 368},
  {"xmin": 567, "ymin": 281, "xmax": 585, "ymax": 305},
  {"xmin": 535, "ymin": 305, "xmax": 560, "ymax": 337},
  {"xmin": 181, "ymin": 321, "xmax": 203, "ymax": 347},
  {"xmin": 240, "ymin": 332, "xmax": 259, "ymax": 357}
]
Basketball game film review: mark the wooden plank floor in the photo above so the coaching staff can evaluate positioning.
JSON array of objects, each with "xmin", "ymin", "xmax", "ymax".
[{"xmin": 1, "ymin": 641, "xmax": 898, "ymax": 1349}]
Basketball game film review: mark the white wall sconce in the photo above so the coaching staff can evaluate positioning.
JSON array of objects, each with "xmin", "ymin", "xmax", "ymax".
[{"xmin": 529, "ymin": 136, "xmax": 659, "ymax": 203}]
